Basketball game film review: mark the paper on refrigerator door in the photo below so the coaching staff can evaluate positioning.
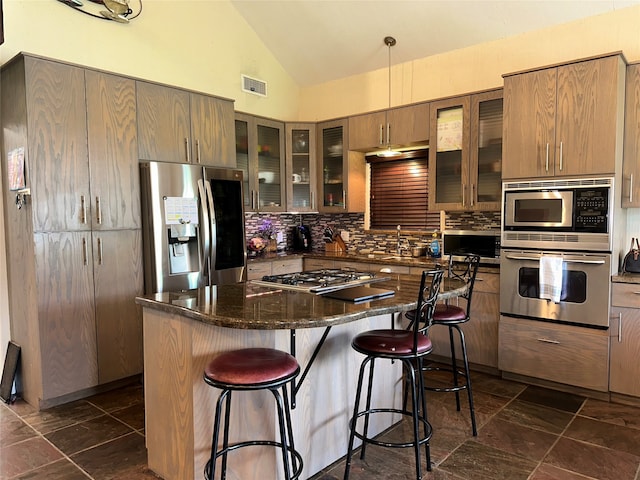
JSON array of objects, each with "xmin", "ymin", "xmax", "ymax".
[{"xmin": 164, "ymin": 197, "xmax": 199, "ymax": 225}]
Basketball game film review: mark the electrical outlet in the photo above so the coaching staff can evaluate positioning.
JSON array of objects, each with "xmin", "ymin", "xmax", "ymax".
[
  {"xmin": 341, "ymin": 230, "xmax": 349, "ymax": 242},
  {"xmin": 276, "ymin": 231, "xmax": 284, "ymax": 243}
]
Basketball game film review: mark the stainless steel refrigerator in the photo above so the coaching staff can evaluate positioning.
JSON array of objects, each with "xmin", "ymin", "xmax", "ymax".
[{"xmin": 140, "ymin": 161, "xmax": 246, "ymax": 294}]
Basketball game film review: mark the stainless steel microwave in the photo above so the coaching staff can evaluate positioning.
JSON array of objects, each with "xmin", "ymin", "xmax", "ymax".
[{"xmin": 501, "ymin": 177, "xmax": 613, "ymax": 252}]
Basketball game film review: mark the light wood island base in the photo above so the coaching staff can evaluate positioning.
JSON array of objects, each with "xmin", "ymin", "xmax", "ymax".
[{"xmin": 142, "ymin": 307, "xmax": 402, "ymax": 480}]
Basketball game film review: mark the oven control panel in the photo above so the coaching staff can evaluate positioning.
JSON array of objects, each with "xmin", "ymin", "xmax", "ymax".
[{"xmin": 574, "ymin": 187, "xmax": 609, "ymax": 232}]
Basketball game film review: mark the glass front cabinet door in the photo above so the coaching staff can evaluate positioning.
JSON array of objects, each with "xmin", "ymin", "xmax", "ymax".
[
  {"xmin": 429, "ymin": 89, "xmax": 502, "ymax": 211},
  {"xmin": 286, "ymin": 123, "xmax": 316, "ymax": 211},
  {"xmin": 235, "ymin": 113, "xmax": 285, "ymax": 212}
]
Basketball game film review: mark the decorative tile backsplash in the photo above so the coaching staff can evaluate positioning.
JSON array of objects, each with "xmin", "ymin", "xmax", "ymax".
[{"xmin": 245, "ymin": 210, "xmax": 501, "ymax": 254}]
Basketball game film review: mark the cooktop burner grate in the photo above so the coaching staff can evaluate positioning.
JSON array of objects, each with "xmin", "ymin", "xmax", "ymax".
[{"xmin": 252, "ymin": 269, "xmax": 384, "ymax": 293}]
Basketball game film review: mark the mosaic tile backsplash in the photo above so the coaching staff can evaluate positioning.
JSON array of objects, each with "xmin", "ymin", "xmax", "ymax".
[{"xmin": 245, "ymin": 210, "xmax": 501, "ymax": 254}]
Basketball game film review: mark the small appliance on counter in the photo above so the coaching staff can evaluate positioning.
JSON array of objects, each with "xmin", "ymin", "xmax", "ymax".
[{"xmin": 291, "ymin": 224, "xmax": 312, "ymax": 252}]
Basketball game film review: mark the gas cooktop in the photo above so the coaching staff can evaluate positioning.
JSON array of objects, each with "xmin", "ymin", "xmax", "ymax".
[{"xmin": 251, "ymin": 269, "xmax": 387, "ymax": 294}]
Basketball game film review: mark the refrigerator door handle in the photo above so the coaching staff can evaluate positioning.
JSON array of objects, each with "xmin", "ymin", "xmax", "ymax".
[
  {"xmin": 204, "ymin": 179, "xmax": 217, "ymax": 281},
  {"xmin": 197, "ymin": 179, "xmax": 211, "ymax": 285}
]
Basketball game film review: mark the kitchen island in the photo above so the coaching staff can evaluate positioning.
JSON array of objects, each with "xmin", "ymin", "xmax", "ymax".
[{"xmin": 136, "ymin": 274, "xmax": 465, "ymax": 480}]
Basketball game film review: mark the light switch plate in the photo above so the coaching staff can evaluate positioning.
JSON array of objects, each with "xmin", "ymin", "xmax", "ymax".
[{"xmin": 341, "ymin": 230, "xmax": 349, "ymax": 242}]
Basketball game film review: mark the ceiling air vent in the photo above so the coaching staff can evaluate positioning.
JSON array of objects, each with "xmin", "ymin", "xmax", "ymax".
[{"xmin": 241, "ymin": 74, "xmax": 267, "ymax": 97}]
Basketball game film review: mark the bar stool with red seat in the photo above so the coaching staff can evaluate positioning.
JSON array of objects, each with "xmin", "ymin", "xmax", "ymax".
[
  {"xmin": 405, "ymin": 254, "xmax": 480, "ymax": 436},
  {"xmin": 203, "ymin": 347, "xmax": 303, "ymax": 480},
  {"xmin": 344, "ymin": 269, "xmax": 444, "ymax": 480}
]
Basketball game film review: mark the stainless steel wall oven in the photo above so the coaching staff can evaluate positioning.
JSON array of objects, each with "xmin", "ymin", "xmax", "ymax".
[{"xmin": 500, "ymin": 177, "xmax": 614, "ymax": 329}]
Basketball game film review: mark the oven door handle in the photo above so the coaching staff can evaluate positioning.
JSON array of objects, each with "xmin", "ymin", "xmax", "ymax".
[{"xmin": 504, "ymin": 254, "xmax": 605, "ymax": 265}]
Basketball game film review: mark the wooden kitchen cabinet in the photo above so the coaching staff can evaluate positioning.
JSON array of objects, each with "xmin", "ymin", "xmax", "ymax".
[
  {"xmin": 622, "ymin": 63, "xmax": 640, "ymax": 207},
  {"xmin": 246, "ymin": 257, "xmax": 303, "ymax": 280},
  {"xmin": 428, "ymin": 270, "xmax": 499, "ymax": 368},
  {"xmin": 503, "ymin": 54, "xmax": 626, "ymax": 179},
  {"xmin": 235, "ymin": 113, "xmax": 286, "ymax": 212},
  {"xmin": 348, "ymin": 103, "xmax": 429, "ymax": 152},
  {"xmin": 85, "ymin": 70, "xmax": 141, "ymax": 230},
  {"xmin": 1, "ymin": 55, "xmax": 144, "ymax": 408},
  {"xmin": 24, "ymin": 58, "xmax": 90, "ymax": 233},
  {"xmin": 609, "ymin": 282, "xmax": 640, "ymax": 397},
  {"xmin": 429, "ymin": 89, "xmax": 503, "ymax": 212},
  {"xmin": 499, "ymin": 316, "xmax": 609, "ymax": 392},
  {"xmin": 34, "ymin": 232, "xmax": 99, "ymax": 399},
  {"xmin": 303, "ymin": 258, "xmax": 336, "ymax": 271},
  {"xmin": 93, "ymin": 229, "xmax": 144, "ymax": 384},
  {"xmin": 286, "ymin": 122, "xmax": 317, "ymax": 212},
  {"xmin": 317, "ymin": 118, "xmax": 366, "ymax": 213},
  {"xmin": 137, "ymin": 81, "xmax": 235, "ymax": 167}
]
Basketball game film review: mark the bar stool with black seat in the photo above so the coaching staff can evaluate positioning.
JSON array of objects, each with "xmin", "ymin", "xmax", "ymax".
[
  {"xmin": 344, "ymin": 269, "xmax": 444, "ymax": 480},
  {"xmin": 203, "ymin": 347, "xmax": 303, "ymax": 480},
  {"xmin": 405, "ymin": 254, "xmax": 480, "ymax": 436}
]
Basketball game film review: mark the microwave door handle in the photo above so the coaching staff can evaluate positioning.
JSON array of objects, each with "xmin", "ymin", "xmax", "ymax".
[{"xmin": 197, "ymin": 179, "xmax": 211, "ymax": 285}]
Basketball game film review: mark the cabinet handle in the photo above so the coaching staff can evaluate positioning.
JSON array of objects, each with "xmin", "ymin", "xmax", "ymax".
[
  {"xmin": 462, "ymin": 184, "xmax": 466, "ymax": 207},
  {"xmin": 80, "ymin": 195, "xmax": 87, "ymax": 224},
  {"xmin": 95, "ymin": 196, "xmax": 102, "ymax": 225},
  {"xmin": 310, "ymin": 191, "xmax": 315, "ymax": 210},
  {"xmin": 379, "ymin": 124, "xmax": 384, "ymax": 146},
  {"xmin": 342, "ymin": 190, "xmax": 346, "ymax": 210},
  {"xmin": 387, "ymin": 123, "xmax": 391, "ymax": 145},
  {"xmin": 184, "ymin": 137, "xmax": 190, "ymax": 163},
  {"xmin": 545, "ymin": 143, "xmax": 549, "ymax": 172},
  {"xmin": 536, "ymin": 337, "xmax": 560, "ymax": 344},
  {"xmin": 618, "ymin": 313, "xmax": 622, "ymax": 343},
  {"xmin": 196, "ymin": 139, "xmax": 201, "ymax": 164},
  {"xmin": 559, "ymin": 141, "xmax": 563, "ymax": 171},
  {"xmin": 630, "ymin": 174, "xmax": 634, "ymax": 203},
  {"xmin": 97, "ymin": 237, "xmax": 103, "ymax": 265},
  {"xmin": 471, "ymin": 184, "xmax": 475, "ymax": 207},
  {"xmin": 251, "ymin": 190, "xmax": 256, "ymax": 210},
  {"xmin": 82, "ymin": 237, "xmax": 88, "ymax": 265}
]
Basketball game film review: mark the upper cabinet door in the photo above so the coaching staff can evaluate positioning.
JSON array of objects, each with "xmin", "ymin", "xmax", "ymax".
[
  {"xmin": 503, "ymin": 54, "xmax": 625, "ymax": 180},
  {"xmin": 189, "ymin": 93, "xmax": 236, "ymax": 167},
  {"xmin": 348, "ymin": 111, "xmax": 387, "ymax": 151},
  {"xmin": 386, "ymin": 103, "xmax": 430, "ymax": 147},
  {"xmin": 428, "ymin": 96, "xmax": 471, "ymax": 211},
  {"xmin": 469, "ymin": 90, "xmax": 503, "ymax": 211},
  {"xmin": 85, "ymin": 71, "xmax": 140, "ymax": 230},
  {"xmin": 136, "ymin": 81, "xmax": 191, "ymax": 163},
  {"xmin": 555, "ymin": 56, "xmax": 624, "ymax": 177},
  {"xmin": 25, "ymin": 58, "xmax": 90, "ymax": 233},
  {"xmin": 502, "ymin": 68, "xmax": 556, "ymax": 180},
  {"xmin": 286, "ymin": 123, "xmax": 317, "ymax": 212},
  {"xmin": 623, "ymin": 63, "xmax": 640, "ymax": 207}
]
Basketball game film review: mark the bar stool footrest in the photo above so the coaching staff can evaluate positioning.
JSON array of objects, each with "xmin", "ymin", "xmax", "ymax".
[
  {"xmin": 349, "ymin": 408, "xmax": 432, "ymax": 450},
  {"xmin": 204, "ymin": 440, "xmax": 304, "ymax": 480},
  {"xmin": 422, "ymin": 365, "xmax": 469, "ymax": 393}
]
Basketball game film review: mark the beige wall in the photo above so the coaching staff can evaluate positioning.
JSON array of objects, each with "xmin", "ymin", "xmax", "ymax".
[
  {"xmin": 300, "ymin": 5, "xmax": 640, "ymax": 120},
  {"xmin": 0, "ymin": 0, "xmax": 300, "ymax": 120}
]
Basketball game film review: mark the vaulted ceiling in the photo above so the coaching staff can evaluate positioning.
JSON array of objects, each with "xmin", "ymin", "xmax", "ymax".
[{"xmin": 230, "ymin": 0, "xmax": 639, "ymax": 87}]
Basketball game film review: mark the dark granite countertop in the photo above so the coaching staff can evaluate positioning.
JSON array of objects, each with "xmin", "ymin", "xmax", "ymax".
[
  {"xmin": 612, "ymin": 273, "xmax": 640, "ymax": 284},
  {"xmin": 249, "ymin": 251, "xmax": 500, "ymax": 272},
  {"xmin": 136, "ymin": 274, "xmax": 467, "ymax": 330}
]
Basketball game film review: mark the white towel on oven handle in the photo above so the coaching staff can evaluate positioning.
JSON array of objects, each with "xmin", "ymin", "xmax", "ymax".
[{"xmin": 539, "ymin": 255, "xmax": 563, "ymax": 303}]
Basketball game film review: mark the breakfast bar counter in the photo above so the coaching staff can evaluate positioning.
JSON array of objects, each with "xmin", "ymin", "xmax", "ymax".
[{"xmin": 136, "ymin": 274, "xmax": 466, "ymax": 480}]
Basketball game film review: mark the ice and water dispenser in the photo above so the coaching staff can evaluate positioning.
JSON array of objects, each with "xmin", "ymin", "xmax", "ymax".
[{"xmin": 168, "ymin": 222, "xmax": 199, "ymax": 275}]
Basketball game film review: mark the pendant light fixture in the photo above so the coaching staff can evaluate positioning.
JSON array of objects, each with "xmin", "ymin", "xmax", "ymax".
[{"xmin": 377, "ymin": 35, "xmax": 402, "ymax": 158}]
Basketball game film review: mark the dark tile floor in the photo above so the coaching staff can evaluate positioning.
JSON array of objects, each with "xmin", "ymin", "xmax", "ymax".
[{"xmin": 2, "ymin": 372, "xmax": 640, "ymax": 480}]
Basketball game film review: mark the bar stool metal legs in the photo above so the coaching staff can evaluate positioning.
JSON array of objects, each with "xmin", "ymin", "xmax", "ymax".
[{"xmin": 203, "ymin": 348, "xmax": 303, "ymax": 480}]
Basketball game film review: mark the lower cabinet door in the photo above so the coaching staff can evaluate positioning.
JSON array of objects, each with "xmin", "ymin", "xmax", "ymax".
[
  {"xmin": 93, "ymin": 229, "xmax": 144, "ymax": 383},
  {"xmin": 610, "ymin": 306, "xmax": 640, "ymax": 397},
  {"xmin": 499, "ymin": 316, "xmax": 609, "ymax": 392}
]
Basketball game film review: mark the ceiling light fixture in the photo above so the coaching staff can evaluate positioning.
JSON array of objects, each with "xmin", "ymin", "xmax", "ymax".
[
  {"xmin": 377, "ymin": 35, "xmax": 402, "ymax": 158},
  {"xmin": 56, "ymin": 0, "xmax": 142, "ymax": 23}
]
